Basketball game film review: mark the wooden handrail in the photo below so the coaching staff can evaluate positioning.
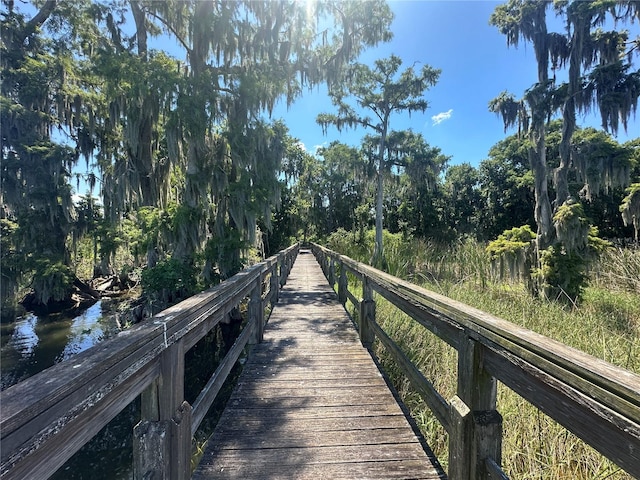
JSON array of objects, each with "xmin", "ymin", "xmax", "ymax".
[
  {"xmin": 311, "ymin": 243, "xmax": 640, "ymax": 480},
  {"xmin": 0, "ymin": 243, "xmax": 299, "ymax": 480}
]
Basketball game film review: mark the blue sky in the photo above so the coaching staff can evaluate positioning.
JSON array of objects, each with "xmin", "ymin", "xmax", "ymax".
[{"xmin": 270, "ymin": 0, "xmax": 639, "ymax": 166}]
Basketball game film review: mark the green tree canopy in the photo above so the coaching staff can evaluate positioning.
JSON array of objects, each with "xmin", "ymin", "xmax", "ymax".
[
  {"xmin": 317, "ymin": 54, "xmax": 440, "ymax": 265},
  {"xmin": 0, "ymin": 0, "xmax": 394, "ymax": 309},
  {"xmin": 489, "ymin": 0, "xmax": 640, "ymax": 300}
]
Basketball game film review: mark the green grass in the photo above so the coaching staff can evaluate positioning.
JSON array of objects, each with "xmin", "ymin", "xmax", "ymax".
[{"xmin": 330, "ymin": 231, "xmax": 639, "ymax": 479}]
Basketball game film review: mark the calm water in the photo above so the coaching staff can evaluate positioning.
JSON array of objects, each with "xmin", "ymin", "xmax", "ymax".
[
  {"xmin": 1, "ymin": 301, "xmax": 137, "ymax": 479},
  {"xmin": 0, "ymin": 301, "xmax": 121, "ymax": 390}
]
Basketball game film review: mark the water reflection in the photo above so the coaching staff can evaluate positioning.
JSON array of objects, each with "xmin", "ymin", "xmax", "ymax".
[
  {"xmin": 0, "ymin": 301, "xmax": 119, "ymax": 390},
  {"xmin": 61, "ymin": 302, "xmax": 113, "ymax": 360},
  {"xmin": 5, "ymin": 314, "xmax": 39, "ymax": 354}
]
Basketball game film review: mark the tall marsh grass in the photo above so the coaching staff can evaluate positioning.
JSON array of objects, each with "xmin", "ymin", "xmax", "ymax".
[
  {"xmin": 329, "ymin": 230, "xmax": 639, "ymax": 479},
  {"xmin": 592, "ymin": 247, "xmax": 640, "ymax": 294}
]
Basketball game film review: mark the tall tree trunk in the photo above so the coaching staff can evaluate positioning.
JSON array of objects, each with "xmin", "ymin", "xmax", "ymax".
[
  {"xmin": 529, "ymin": 3, "xmax": 554, "ymax": 254},
  {"xmin": 555, "ymin": 99, "xmax": 574, "ymax": 206},
  {"xmin": 372, "ymin": 121, "xmax": 388, "ymax": 267},
  {"xmin": 374, "ymin": 168, "xmax": 384, "ymax": 263},
  {"xmin": 129, "ymin": 2, "xmax": 155, "ymax": 207},
  {"xmin": 135, "ymin": 99, "xmax": 155, "ymax": 206},
  {"xmin": 530, "ymin": 133, "xmax": 553, "ymax": 251},
  {"xmin": 555, "ymin": 8, "xmax": 588, "ymax": 208},
  {"xmin": 130, "ymin": 0, "xmax": 157, "ymax": 275},
  {"xmin": 130, "ymin": 1, "xmax": 148, "ymax": 61}
]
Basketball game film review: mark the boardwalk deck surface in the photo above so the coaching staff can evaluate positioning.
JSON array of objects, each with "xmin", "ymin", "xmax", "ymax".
[{"xmin": 192, "ymin": 250, "xmax": 445, "ymax": 480}]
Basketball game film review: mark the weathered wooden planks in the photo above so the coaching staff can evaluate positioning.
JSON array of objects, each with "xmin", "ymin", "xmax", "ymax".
[{"xmin": 192, "ymin": 251, "xmax": 444, "ymax": 480}]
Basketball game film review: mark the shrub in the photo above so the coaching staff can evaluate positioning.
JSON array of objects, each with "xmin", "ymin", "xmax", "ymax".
[
  {"xmin": 31, "ymin": 258, "xmax": 75, "ymax": 305},
  {"xmin": 488, "ymin": 210, "xmax": 612, "ymax": 303},
  {"xmin": 537, "ymin": 245, "xmax": 587, "ymax": 302},
  {"xmin": 486, "ymin": 225, "xmax": 536, "ymax": 283},
  {"xmin": 141, "ymin": 257, "xmax": 199, "ymax": 305},
  {"xmin": 620, "ymin": 183, "xmax": 640, "ymax": 244}
]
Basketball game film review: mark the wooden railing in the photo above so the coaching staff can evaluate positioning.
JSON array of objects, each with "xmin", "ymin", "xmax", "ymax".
[
  {"xmin": 0, "ymin": 243, "xmax": 299, "ymax": 480},
  {"xmin": 312, "ymin": 243, "xmax": 640, "ymax": 480}
]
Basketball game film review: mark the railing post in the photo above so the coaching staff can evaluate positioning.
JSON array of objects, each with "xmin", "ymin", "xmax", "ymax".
[
  {"xmin": 171, "ymin": 400, "xmax": 192, "ymax": 479},
  {"xmin": 321, "ymin": 252, "xmax": 328, "ymax": 277},
  {"xmin": 358, "ymin": 277, "xmax": 375, "ymax": 349},
  {"xmin": 448, "ymin": 338, "xmax": 502, "ymax": 480},
  {"xmin": 270, "ymin": 262, "xmax": 279, "ymax": 305},
  {"xmin": 249, "ymin": 276, "xmax": 264, "ymax": 345},
  {"xmin": 338, "ymin": 264, "xmax": 347, "ymax": 305},
  {"xmin": 280, "ymin": 249, "xmax": 292, "ymax": 287},
  {"xmin": 133, "ymin": 418, "xmax": 169, "ymax": 478},
  {"xmin": 286, "ymin": 249, "xmax": 293, "ymax": 278},
  {"xmin": 279, "ymin": 255, "xmax": 286, "ymax": 288},
  {"xmin": 328, "ymin": 257, "xmax": 336, "ymax": 287},
  {"xmin": 135, "ymin": 338, "xmax": 191, "ymax": 480}
]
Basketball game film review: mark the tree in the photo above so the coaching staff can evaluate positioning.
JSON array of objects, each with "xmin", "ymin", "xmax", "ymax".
[
  {"xmin": 126, "ymin": 0, "xmax": 393, "ymax": 278},
  {"xmin": 489, "ymin": 0, "xmax": 640, "ymax": 300},
  {"xmin": 552, "ymin": 1, "xmax": 639, "ymax": 208},
  {"xmin": 490, "ymin": 1, "xmax": 554, "ymax": 251},
  {"xmin": 570, "ymin": 127, "xmax": 636, "ymax": 238},
  {"xmin": 621, "ymin": 183, "xmax": 640, "ymax": 244},
  {"xmin": 317, "ymin": 142, "xmax": 370, "ymax": 234},
  {"xmin": 1, "ymin": 1, "xmax": 100, "ymax": 307},
  {"xmin": 270, "ymin": 134, "xmax": 329, "ymax": 249},
  {"xmin": 480, "ymin": 123, "xmax": 635, "ymax": 241},
  {"xmin": 621, "ymin": 140, "xmax": 640, "ymax": 244},
  {"xmin": 317, "ymin": 55, "xmax": 440, "ymax": 266},
  {"xmin": 381, "ymin": 130, "xmax": 448, "ymax": 238},
  {"xmin": 1, "ymin": 0, "xmax": 395, "ymax": 309},
  {"xmin": 443, "ymin": 163, "xmax": 482, "ymax": 238}
]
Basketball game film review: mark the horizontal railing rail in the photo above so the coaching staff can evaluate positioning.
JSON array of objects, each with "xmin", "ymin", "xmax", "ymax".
[
  {"xmin": 0, "ymin": 243, "xmax": 299, "ymax": 480},
  {"xmin": 311, "ymin": 243, "xmax": 640, "ymax": 480}
]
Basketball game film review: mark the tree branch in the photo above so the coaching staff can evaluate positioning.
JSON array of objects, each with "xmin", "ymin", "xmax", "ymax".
[
  {"xmin": 145, "ymin": 9, "xmax": 192, "ymax": 56},
  {"xmin": 19, "ymin": 0, "xmax": 57, "ymax": 43},
  {"xmin": 130, "ymin": 1, "xmax": 148, "ymax": 60}
]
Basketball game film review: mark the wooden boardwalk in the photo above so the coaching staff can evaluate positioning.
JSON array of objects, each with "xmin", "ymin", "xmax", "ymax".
[{"xmin": 192, "ymin": 250, "xmax": 444, "ymax": 480}]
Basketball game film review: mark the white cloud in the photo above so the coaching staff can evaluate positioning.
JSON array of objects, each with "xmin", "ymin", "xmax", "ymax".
[
  {"xmin": 431, "ymin": 109, "xmax": 453, "ymax": 126},
  {"xmin": 312, "ymin": 142, "xmax": 328, "ymax": 155}
]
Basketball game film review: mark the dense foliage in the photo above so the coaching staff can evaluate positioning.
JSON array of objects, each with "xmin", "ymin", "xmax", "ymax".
[
  {"xmin": 1, "ymin": 0, "xmax": 638, "ymax": 313},
  {"xmin": 317, "ymin": 55, "xmax": 440, "ymax": 265},
  {"xmin": 1, "ymin": 0, "xmax": 393, "ymax": 312}
]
